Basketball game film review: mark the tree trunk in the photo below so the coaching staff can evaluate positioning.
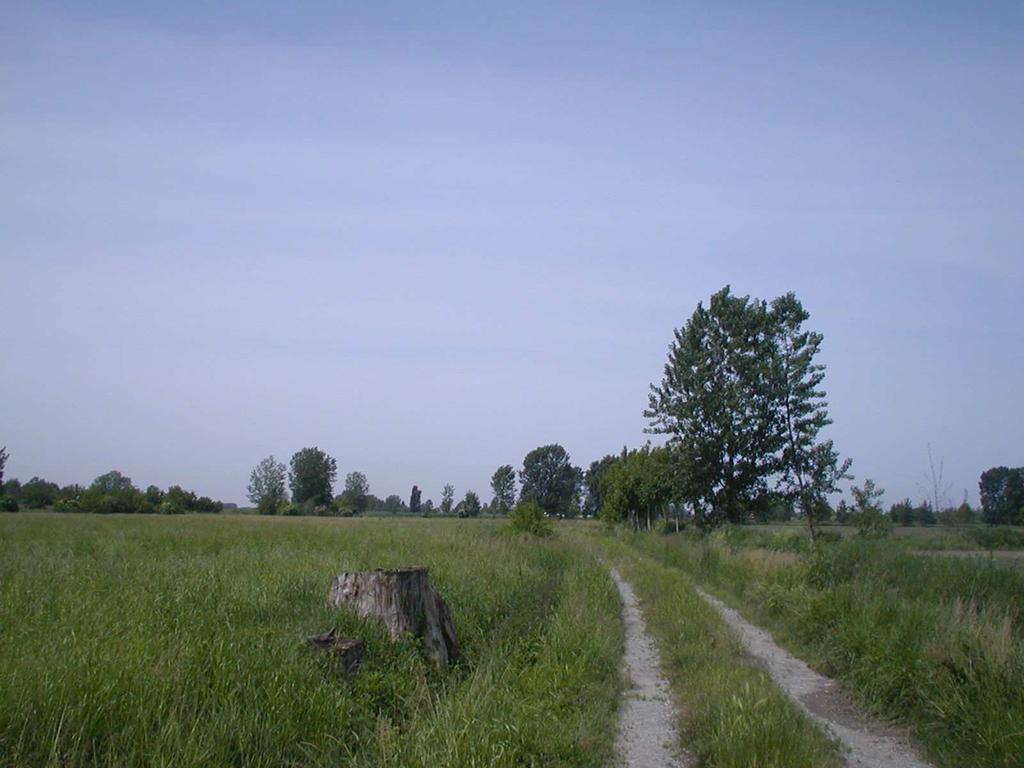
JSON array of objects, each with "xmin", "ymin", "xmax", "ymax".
[{"xmin": 328, "ymin": 567, "xmax": 460, "ymax": 666}]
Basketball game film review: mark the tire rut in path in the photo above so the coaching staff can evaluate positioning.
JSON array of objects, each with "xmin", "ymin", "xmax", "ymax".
[
  {"xmin": 611, "ymin": 569, "xmax": 691, "ymax": 768},
  {"xmin": 695, "ymin": 587, "xmax": 933, "ymax": 768}
]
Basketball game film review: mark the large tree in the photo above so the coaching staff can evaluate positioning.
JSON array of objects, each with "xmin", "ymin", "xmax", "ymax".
[
  {"xmin": 770, "ymin": 293, "xmax": 851, "ymax": 539},
  {"xmin": 457, "ymin": 490, "xmax": 482, "ymax": 518},
  {"xmin": 979, "ymin": 467, "xmax": 1024, "ymax": 525},
  {"xmin": 490, "ymin": 465, "xmax": 516, "ymax": 515},
  {"xmin": 248, "ymin": 455, "xmax": 287, "ymax": 515},
  {"xmin": 289, "ymin": 447, "xmax": 337, "ymax": 506},
  {"xmin": 340, "ymin": 471, "xmax": 370, "ymax": 514},
  {"xmin": 646, "ymin": 286, "xmax": 847, "ymax": 531},
  {"xmin": 519, "ymin": 444, "xmax": 581, "ymax": 517},
  {"xmin": 583, "ymin": 454, "xmax": 618, "ymax": 518},
  {"xmin": 646, "ymin": 287, "xmax": 782, "ymax": 526}
]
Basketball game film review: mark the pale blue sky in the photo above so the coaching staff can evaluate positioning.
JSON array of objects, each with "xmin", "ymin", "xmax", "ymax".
[{"xmin": 2, "ymin": 1, "xmax": 1021, "ymax": 506}]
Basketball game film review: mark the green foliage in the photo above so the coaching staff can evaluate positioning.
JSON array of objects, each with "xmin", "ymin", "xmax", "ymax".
[
  {"xmin": 159, "ymin": 499, "xmax": 184, "ymax": 515},
  {"xmin": 770, "ymin": 293, "xmax": 852, "ymax": 539},
  {"xmin": 165, "ymin": 485, "xmax": 197, "ymax": 511},
  {"xmin": 53, "ymin": 498, "xmax": 80, "ymax": 513},
  {"xmin": 964, "ymin": 526, "xmax": 1024, "ymax": 550},
  {"xmin": 279, "ymin": 501, "xmax": 302, "ymax": 516},
  {"xmin": 0, "ymin": 496, "xmax": 19, "ymax": 512},
  {"xmin": 509, "ymin": 501, "xmax": 553, "ymax": 537},
  {"xmin": 144, "ymin": 485, "xmax": 164, "ymax": 506},
  {"xmin": 583, "ymin": 455, "xmax": 617, "ymax": 517},
  {"xmin": 519, "ymin": 444, "xmax": 582, "ymax": 518},
  {"xmin": 440, "ymin": 483, "xmax": 455, "ymax": 515},
  {"xmin": 457, "ymin": 490, "xmax": 481, "ymax": 518},
  {"xmin": 0, "ymin": 446, "xmax": 7, "ymax": 487},
  {"xmin": 599, "ymin": 445, "xmax": 676, "ymax": 530},
  {"xmin": 850, "ymin": 479, "xmax": 891, "ymax": 538},
  {"xmin": 489, "ymin": 465, "xmax": 516, "ymax": 515},
  {"xmin": 79, "ymin": 471, "xmax": 151, "ymax": 515},
  {"xmin": 937, "ymin": 501, "xmax": 976, "ymax": 527},
  {"xmin": 338, "ymin": 471, "xmax": 370, "ymax": 515},
  {"xmin": 646, "ymin": 287, "xmax": 783, "ymax": 525},
  {"xmin": 2, "ymin": 479, "xmax": 21, "ymax": 501},
  {"xmin": 979, "ymin": 466, "xmax": 1024, "ymax": 525},
  {"xmin": 645, "ymin": 287, "xmax": 850, "ymax": 533},
  {"xmin": 247, "ymin": 455, "xmax": 286, "ymax": 515},
  {"xmin": 21, "ymin": 477, "xmax": 60, "ymax": 509},
  {"xmin": 0, "ymin": 515, "xmax": 620, "ymax": 768},
  {"xmin": 288, "ymin": 447, "xmax": 337, "ymax": 506}
]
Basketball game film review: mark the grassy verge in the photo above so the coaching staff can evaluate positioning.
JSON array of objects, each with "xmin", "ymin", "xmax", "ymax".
[
  {"xmin": 566, "ymin": 525, "xmax": 842, "ymax": 768},
  {"xmin": 0, "ymin": 514, "xmax": 620, "ymax": 768},
  {"xmin": 629, "ymin": 528, "xmax": 1024, "ymax": 768}
]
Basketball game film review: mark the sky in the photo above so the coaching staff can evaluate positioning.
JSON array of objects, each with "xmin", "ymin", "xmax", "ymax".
[{"xmin": 2, "ymin": 1, "xmax": 1021, "ymax": 507}]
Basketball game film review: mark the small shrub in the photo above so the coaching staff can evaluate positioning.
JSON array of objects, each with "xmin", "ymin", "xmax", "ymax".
[
  {"xmin": 965, "ymin": 526, "xmax": 1024, "ymax": 550},
  {"xmin": 509, "ymin": 501, "xmax": 553, "ymax": 537},
  {"xmin": 850, "ymin": 479, "xmax": 891, "ymax": 538},
  {"xmin": 159, "ymin": 500, "xmax": 184, "ymax": 515},
  {"xmin": 0, "ymin": 496, "xmax": 18, "ymax": 512},
  {"xmin": 257, "ymin": 497, "xmax": 280, "ymax": 515},
  {"xmin": 53, "ymin": 499, "xmax": 80, "ymax": 513}
]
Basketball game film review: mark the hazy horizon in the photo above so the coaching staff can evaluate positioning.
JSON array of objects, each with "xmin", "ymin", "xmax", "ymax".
[{"xmin": 2, "ymin": 1, "xmax": 1021, "ymax": 507}]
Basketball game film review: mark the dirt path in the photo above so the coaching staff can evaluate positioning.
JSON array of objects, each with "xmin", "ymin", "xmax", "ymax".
[
  {"xmin": 611, "ymin": 569, "xmax": 691, "ymax": 768},
  {"xmin": 695, "ymin": 587, "xmax": 933, "ymax": 768}
]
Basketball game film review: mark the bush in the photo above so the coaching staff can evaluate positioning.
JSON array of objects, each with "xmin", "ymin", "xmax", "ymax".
[
  {"xmin": 965, "ymin": 526, "xmax": 1024, "ymax": 550},
  {"xmin": 193, "ymin": 496, "xmax": 221, "ymax": 513},
  {"xmin": 509, "ymin": 501, "xmax": 553, "ymax": 537},
  {"xmin": 53, "ymin": 499, "xmax": 80, "ymax": 513},
  {"xmin": 0, "ymin": 496, "xmax": 18, "ymax": 512},
  {"xmin": 257, "ymin": 497, "xmax": 281, "ymax": 515},
  {"xmin": 159, "ymin": 500, "xmax": 184, "ymax": 515},
  {"xmin": 852, "ymin": 508, "xmax": 891, "ymax": 538}
]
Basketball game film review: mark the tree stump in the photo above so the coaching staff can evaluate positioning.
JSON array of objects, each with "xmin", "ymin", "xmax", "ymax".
[
  {"xmin": 328, "ymin": 567, "xmax": 459, "ymax": 666},
  {"xmin": 307, "ymin": 630, "xmax": 366, "ymax": 672}
]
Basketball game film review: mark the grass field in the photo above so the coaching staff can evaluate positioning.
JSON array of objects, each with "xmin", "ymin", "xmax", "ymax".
[
  {"xmin": 627, "ymin": 526, "xmax": 1024, "ymax": 768},
  {"xmin": 0, "ymin": 514, "xmax": 621, "ymax": 768},
  {"xmin": 5, "ymin": 513, "xmax": 1022, "ymax": 767}
]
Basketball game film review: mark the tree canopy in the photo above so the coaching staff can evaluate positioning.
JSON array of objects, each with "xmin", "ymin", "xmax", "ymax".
[
  {"xmin": 519, "ymin": 444, "xmax": 581, "ymax": 517},
  {"xmin": 289, "ymin": 447, "xmax": 337, "ymax": 506},
  {"xmin": 490, "ymin": 465, "xmax": 516, "ymax": 515},
  {"xmin": 248, "ymin": 456, "xmax": 287, "ymax": 515},
  {"xmin": 645, "ymin": 286, "xmax": 849, "ymax": 531},
  {"xmin": 979, "ymin": 467, "xmax": 1024, "ymax": 525}
]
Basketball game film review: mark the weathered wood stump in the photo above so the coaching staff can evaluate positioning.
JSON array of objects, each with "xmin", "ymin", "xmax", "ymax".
[
  {"xmin": 306, "ymin": 629, "xmax": 366, "ymax": 672},
  {"xmin": 328, "ymin": 567, "xmax": 459, "ymax": 666}
]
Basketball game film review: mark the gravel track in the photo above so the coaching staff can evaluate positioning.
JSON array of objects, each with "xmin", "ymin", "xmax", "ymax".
[
  {"xmin": 696, "ymin": 587, "xmax": 933, "ymax": 768},
  {"xmin": 611, "ymin": 569, "xmax": 691, "ymax": 768}
]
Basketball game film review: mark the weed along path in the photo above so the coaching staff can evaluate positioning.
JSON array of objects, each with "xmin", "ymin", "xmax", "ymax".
[
  {"xmin": 695, "ymin": 587, "xmax": 933, "ymax": 768},
  {"xmin": 611, "ymin": 569, "xmax": 691, "ymax": 768}
]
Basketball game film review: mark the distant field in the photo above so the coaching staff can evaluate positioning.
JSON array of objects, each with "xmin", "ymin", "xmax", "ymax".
[{"xmin": 0, "ymin": 514, "xmax": 621, "ymax": 768}]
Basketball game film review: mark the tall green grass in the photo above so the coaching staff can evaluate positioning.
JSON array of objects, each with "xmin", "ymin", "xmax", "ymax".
[
  {"xmin": 568, "ymin": 527, "xmax": 842, "ymax": 768},
  {"xmin": 632, "ymin": 530, "xmax": 1024, "ymax": 768},
  {"xmin": 0, "ymin": 514, "xmax": 621, "ymax": 767}
]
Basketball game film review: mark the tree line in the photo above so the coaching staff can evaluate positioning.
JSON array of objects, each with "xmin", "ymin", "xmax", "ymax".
[
  {"xmin": 0, "ymin": 449, "xmax": 225, "ymax": 514},
  {"xmin": 2, "ymin": 286, "xmax": 1019, "ymax": 528}
]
